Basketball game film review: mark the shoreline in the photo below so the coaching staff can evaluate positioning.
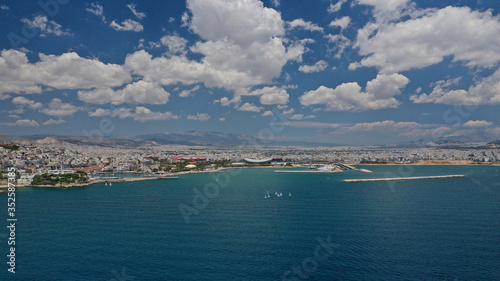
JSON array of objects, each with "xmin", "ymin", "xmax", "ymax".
[
  {"xmin": 1, "ymin": 163, "xmax": 498, "ymax": 189},
  {"xmin": 1, "ymin": 169, "xmax": 225, "ymax": 189}
]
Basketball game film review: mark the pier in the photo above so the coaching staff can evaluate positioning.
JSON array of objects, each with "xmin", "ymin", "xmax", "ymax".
[
  {"xmin": 342, "ymin": 164, "xmax": 373, "ymax": 173},
  {"xmin": 343, "ymin": 174, "xmax": 466, "ymax": 183}
]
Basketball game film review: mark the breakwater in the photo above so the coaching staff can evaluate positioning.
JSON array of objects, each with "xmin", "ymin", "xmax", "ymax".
[{"xmin": 343, "ymin": 174, "xmax": 466, "ymax": 183}]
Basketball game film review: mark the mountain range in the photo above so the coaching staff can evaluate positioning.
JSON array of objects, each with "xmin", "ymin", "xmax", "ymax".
[{"xmin": 0, "ymin": 131, "xmax": 498, "ymax": 148}]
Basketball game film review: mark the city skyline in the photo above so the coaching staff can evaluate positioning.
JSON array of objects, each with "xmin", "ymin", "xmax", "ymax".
[{"xmin": 0, "ymin": 0, "xmax": 499, "ymax": 145}]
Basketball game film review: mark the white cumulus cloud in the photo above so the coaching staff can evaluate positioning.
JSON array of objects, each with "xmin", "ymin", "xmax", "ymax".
[
  {"xmin": 96, "ymin": 107, "xmax": 179, "ymax": 122},
  {"xmin": 340, "ymin": 120, "xmax": 421, "ymax": 132},
  {"xmin": 87, "ymin": 3, "xmax": 105, "ymax": 22},
  {"xmin": 328, "ymin": 0, "xmax": 347, "ymax": 13},
  {"xmin": 179, "ymin": 85, "xmax": 200, "ymax": 98},
  {"xmin": 134, "ymin": 106, "xmax": 178, "ymax": 121},
  {"xmin": 127, "ymin": 3, "xmax": 145, "ymax": 19},
  {"xmin": 299, "ymin": 60, "xmax": 328, "ymax": 73},
  {"xmin": 288, "ymin": 19, "xmax": 323, "ymax": 32},
  {"xmin": 356, "ymin": 0, "xmax": 410, "ymax": 12},
  {"xmin": 78, "ymin": 80, "xmax": 170, "ymax": 105},
  {"xmin": 242, "ymin": 86, "xmax": 289, "ymax": 105},
  {"xmin": 329, "ymin": 16, "xmax": 351, "ymax": 30},
  {"xmin": 187, "ymin": 0, "xmax": 284, "ymax": 46},
  {"xmin": 262, "ymin": 111, "xmax": 274, "ymax": 117},
  {"xmin": 161, "ymin": 34, "xmax": 188, "ymax": 55},
  {"xmin": 410, "ymin": 68, "xmax": 500, "ymax": 105},
  {"xmin": 0, "ymin": 49, "xmax": 131, "ymax": 95},
  {"xmin": 351, "ymin": 6, "xmax": 500, "ymax": 73},
  {"xmin": 12, "ymin": 96, "xmax": 42, "ymax": 109},
  {"xmin": 40, "ymin": 98, "xmax": 80, "ymax": 117},
  {"xmin": 463, "ymin": 120, "xmax": 493, "ymax": 128},
  {"xmin": 110, "ymin": 19, "xmax": 143, "ymax": 32},
  {"xmin": 21, "ymin": 15, "xmax": 71, "ymax": 37},
  {"xmin": 88, "ymin": 108, "xmax": 112, "ymax": 117},
  {"xmin": 238, "ymin": 103, "xmax": 263, "ymax": 112},
  {"xmin": 123, "ymin": 0, "xmax": 307, "ymax": 98},
  {"xmin": 4, "ymin": 119, "xmax": 40, "ymax": 127},
  {"xmin": 300, "ymin": 73, "xmax": 409, "ymax": 111},
  {"xmin": 187, "ymin": 113, "xmax": 211, "ymax": 121},
  {"xmin": 43, "ymin": 119, "xmax": 66, "ymax": 125}
]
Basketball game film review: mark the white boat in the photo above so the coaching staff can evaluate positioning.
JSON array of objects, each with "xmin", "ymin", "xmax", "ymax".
[{"xmin": 317, "ymin": 165, "xmax": 336, "ymax": 171}]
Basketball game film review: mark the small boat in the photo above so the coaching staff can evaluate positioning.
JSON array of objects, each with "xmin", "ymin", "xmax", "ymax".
[{"xmin": 317, "ymin": 165, "xmax": 336, "ymax": 171}]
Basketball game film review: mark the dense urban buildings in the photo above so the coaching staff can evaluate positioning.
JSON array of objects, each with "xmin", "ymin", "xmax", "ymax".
[{"xmin": 1, "ymin": 138, "xmax": 498, "ymax": 186}]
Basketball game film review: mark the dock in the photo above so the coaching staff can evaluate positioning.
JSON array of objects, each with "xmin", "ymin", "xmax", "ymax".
[
  {"xmin": 343, "ymin": 174, "xmax": 466, "ymax": 183},
  {"xmin": 342, "ymin": 164, "xmax": 373, "ymax": 173}
]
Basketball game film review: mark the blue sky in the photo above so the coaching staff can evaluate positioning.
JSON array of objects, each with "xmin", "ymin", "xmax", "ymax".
[{"xmin": 0, "ymin": 0, "xmax": 499, "ymax": 145}]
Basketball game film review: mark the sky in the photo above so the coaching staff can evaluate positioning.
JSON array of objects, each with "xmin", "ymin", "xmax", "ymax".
[{"xmin": 0, "ymin": 0, "xmax": 499, "ymax": 145}]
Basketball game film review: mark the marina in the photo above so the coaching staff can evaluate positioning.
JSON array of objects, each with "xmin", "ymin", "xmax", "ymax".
[
  {"xmin": 275, "ymin": 164, "xmax": 373, "ymax": 173},
  {"xmin": 274, "ymin": 169, "xmax": 342, "ymax": 173}
]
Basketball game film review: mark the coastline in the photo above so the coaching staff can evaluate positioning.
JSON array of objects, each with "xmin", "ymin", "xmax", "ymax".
[
  {"xmin": 1, "ymin": 162, "xmax": 497, "ymax": 189},
  {"xmin": 354, "ymin": 160, "xmax": 496, "ymax": 165},
  {"xmin": 0, "ymin": 169, "xmax": 225, "ymax": 189}
]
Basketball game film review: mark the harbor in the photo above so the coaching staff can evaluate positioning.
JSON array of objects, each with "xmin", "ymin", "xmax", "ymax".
[
  {"xmin": 343, "ymin": 174, "xmax": 466, "ymax": 183},
  {"xmin": 275, "ymin": 164, "xmax": 373, "ymax": 173},
  {"xmin": 274, "ymin": 170, "xmax": 342, "ymax": 173}
]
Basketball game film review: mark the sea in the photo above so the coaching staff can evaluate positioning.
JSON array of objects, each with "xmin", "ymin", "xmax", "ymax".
[{"xmin": 1, "ymin": 165, "xmax": 499, "ymax": 280}]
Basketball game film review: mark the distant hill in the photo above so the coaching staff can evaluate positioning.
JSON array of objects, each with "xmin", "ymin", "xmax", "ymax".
[
  {"xmin": 0, "ymin": 131, "xmax": 496, "ymax": 148},
  {"xmin": 132, "ymin": 131, "xmax": 342, "ymax": 147},
  {"xmin": 486, "ymin": 140, "xmax": 500, "ymax": 148},
  {"xmin": 3, "ymin": 131, "xmax": 341, "ymax": 148},
  {"xmin": 132, "ymin": 131, "xmax": 257, "ymax": 146}
]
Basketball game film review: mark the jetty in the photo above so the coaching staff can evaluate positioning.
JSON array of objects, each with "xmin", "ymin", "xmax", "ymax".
[
  {"xmin": 342, "ymin": 164, "xmax": 373, "ymax": 173},
  {"xmin": 343, "ymin": 174, "xmax": 465, "ymax": 183}
]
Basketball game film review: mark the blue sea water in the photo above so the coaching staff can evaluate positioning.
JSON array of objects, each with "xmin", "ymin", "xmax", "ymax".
[{"xmin": 1, "ymin": 165, "xmax": 499, "ymax": 280}]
